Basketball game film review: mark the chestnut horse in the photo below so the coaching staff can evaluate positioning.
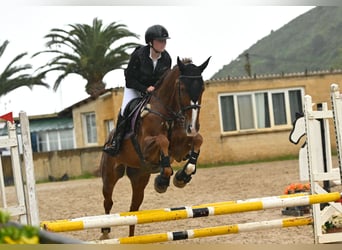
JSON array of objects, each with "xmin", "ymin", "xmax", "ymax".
[{"xmin": 100, "ymin": 56, "xmax": 210, "ymax": 239}]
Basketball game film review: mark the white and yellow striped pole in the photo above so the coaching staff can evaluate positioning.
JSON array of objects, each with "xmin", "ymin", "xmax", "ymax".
[
  {"xmin": 41, "ymin": 192, "xmax": 341, "ymax": 233},
  {"xmin": 90, "ymin": 216, "xmax": 313, "ymax": 244}
]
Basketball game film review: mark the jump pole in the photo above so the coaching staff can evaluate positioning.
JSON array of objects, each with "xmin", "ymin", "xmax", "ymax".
[
  {"xmin": 41, "ymin": 192, "xmax": 341, "ymax": 232},
  {"xmin": 89, "ymin": 216, "xmax": 313, "ymax": 244}
]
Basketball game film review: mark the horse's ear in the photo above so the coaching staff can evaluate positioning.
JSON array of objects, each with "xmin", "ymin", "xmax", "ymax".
[
  {"xmin": 177, "ymin": 56, "xmax": 185, "ymax": 72},
  {"xmin": 198, "ymin": 56, "xmax": 211, "ymax": 73}
]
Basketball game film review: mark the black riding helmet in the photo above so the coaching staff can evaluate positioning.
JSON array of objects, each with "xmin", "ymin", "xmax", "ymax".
[{"xmin": 145, "ymin": 25, "xmax": 170, "ymax": 44}]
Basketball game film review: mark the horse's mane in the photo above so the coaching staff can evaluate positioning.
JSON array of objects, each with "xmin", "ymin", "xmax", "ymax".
[
  {"xmin": 154, "ymin": 58, "xmax": 193, "ymax": 90},
  {"xmin": 181, "ymin": 58, "xmax": 193, "ymax": 65},
  {"xmin": 154, "ymin": 69, "xmax": 171, "ymax": 90}
]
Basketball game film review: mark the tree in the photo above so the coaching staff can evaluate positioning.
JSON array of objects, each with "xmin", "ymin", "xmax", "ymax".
[
  {"xmin": 33, "ymin": 18, "xmax": 140, "ymax": 97},
  {"xmin": 0, "ymin": 40, "xmax": 49, "ymax": 97}
]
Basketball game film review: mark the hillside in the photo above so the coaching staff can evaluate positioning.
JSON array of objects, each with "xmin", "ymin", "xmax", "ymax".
[{"xmin": 212, "ymin": 6, "xmax": 342, "ymax": 79}]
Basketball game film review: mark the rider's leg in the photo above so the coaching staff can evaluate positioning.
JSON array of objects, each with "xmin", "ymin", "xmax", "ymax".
[
  {"xmin": 103, "ymin": 87, "xmax": 139, "ymax": 156},
  {"xmin": 103, "ymin": 113, "xmax": 126, "ymax": 156}
]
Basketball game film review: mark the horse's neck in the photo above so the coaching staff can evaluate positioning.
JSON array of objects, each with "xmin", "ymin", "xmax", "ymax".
[{"xmin": 153, "ymin": 70, "xmax": 179, "ymax": 112}]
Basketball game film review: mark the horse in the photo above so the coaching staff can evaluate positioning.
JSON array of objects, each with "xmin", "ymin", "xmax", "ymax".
[{"xmin": 99, "ymin": 56, "xmax": 211, "ymax": 239}]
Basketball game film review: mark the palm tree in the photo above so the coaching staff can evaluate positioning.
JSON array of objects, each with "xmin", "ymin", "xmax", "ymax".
[
  {"xmin": 34, "ymin": 18, "xmax": 140, "ymax": 97},
  {"xmin": 0, "ymin": 40, "xmax": 49, "ymax": 97}
]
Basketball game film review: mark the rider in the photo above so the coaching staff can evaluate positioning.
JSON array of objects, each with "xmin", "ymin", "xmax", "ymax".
[{"xmin": 103, "ymin": 24, "xmax": 172, "ymax": 156}]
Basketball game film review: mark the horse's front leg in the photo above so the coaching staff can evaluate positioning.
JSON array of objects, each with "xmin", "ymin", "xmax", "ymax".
[
  {"xmin": 173, "ymin": 133, "xmax": 203, "ymax": 188},
  {"xmin": 144, "ymin": 134, "xmax": 173, "ymax": 193}
]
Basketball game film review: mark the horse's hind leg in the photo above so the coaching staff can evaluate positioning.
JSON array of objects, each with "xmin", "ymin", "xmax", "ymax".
[
  {"xmin": 173, "ymin": 133, "xmax": 203, "ymax": 188},
  {"xmin": 126, "ymin": 167, "xmax": 151, "ymax": 236},
  {"xmin": 100, "ymin": 153, "xmax": 125, "ymax": 240}
]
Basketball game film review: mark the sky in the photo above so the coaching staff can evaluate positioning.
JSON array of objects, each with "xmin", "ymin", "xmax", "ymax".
[{"xmin": 0, "ymin": 4, "xmax": 315, "ymax": 117}]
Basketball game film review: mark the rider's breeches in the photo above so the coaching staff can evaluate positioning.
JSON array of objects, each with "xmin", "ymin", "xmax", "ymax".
[{"xmin": 121, "ymin": 87, "xmax": 140, "ymax": 116}]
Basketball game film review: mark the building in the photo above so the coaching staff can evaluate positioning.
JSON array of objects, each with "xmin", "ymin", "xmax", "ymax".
[
  {"xmin": 0, "ymin": 113, "xmax": 73, "ymax": 155},
  {"xmin": 2, "ymin": 69, "xmax": 342, "ymax": 182},
  {"xmin": 68, "ymin": 69, "xmax": 342, "ymax": 165}
]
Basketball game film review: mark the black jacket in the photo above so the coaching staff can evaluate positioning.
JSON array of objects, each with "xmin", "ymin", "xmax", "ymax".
[{"xmin": 124, "ymin": 45, "xmax": 172, "ymax": 93}]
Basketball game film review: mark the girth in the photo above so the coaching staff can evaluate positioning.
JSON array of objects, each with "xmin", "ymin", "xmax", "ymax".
[{"xmin": 125, "ymin": 95, "xmax": 174, "ymax": 170}]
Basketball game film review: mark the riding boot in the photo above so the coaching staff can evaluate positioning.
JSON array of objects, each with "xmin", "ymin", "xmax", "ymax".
[{"xmin": 103, "ymin": 114, "xmax": 126, "ymax": 156}]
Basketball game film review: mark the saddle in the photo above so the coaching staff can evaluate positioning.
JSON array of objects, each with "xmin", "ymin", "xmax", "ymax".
[
  {"xmin": 122, "ymin": 95, "xmax": 151, "ymax": 139},
  {"xmin": 121, "ymin": 94, "xmax": 160, "ymax": 170}
]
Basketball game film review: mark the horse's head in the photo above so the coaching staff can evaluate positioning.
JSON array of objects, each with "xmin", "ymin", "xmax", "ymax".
[
  {"xmin": 289, "ymin": 112, "xmax": 306, "ymax": 145},
  {"xmin": 177, "ymin": 56, "xmax": 211, "ymax": 136}
]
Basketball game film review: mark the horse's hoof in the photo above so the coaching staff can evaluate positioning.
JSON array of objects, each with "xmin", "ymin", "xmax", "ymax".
[
  {"xmin": 173, "ymin": 169, "xmax": 192, "ymax": 188},
  {"xmin": 173, "ymin": 176, "xmax": 186, "ymax": 188},
  {"xmin": 154, "ymin": 175, "xmax": 169, "ymax": 193}
]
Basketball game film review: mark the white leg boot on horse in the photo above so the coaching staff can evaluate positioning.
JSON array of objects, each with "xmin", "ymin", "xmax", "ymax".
[
  {"xmin": 173, "ymin": 132, "xmax": 202, "ymax": 188},
  {"xmin": 173, "ymin": 150, "xmax": 199, "ymax": 188}
]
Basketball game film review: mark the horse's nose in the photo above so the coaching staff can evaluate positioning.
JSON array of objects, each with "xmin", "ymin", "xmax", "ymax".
[{"xmin": 186, "ymin": 101, "xmax": 199, "ymax": 136}]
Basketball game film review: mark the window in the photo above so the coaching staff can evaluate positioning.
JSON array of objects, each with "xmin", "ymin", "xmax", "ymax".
[
  {"xmin": 289, "ymin": 89, "xmax": 303, "ymax": 123},
  {"xmin": 60, "ymin": 130, "xmax": 74, "ymax": 150},
  {"xmin": 82, "ymin": 112, "xmax": 97, "ymax": 144},
  {"xmin": 49, "ymin": 131, "xmax": 59, "ymax": 151},
  {"xmin": 272, "ymin": 92, "xmax": 287, "ymax": 125},
  {"xmin": 220, "ymin": 95, "xmax": 236, "ymax": 131},
  {"xmin": 219, "ymin": 88, "xmax": 303, "ymax": 132},
  {"xmin": 32, "ymin": 129, "xmax": 74, "ymax": 152},
  {"xmin": 255, "ymin": 92, "xmax": 270, "ymax": 128},
  {"xmin": 104, "ymin": 119, "xmax": 114, "ymax": 138},
  {"xmin": 37, "ymin": 132, "xmax": 48, "ymax": 151},
  {"xmin": 237, "ymin": 94, "xmax": 254, "ymax": 129}
]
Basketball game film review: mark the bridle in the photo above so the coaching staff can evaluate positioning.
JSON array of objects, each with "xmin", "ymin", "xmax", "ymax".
[{"xmin": 145, "ymin": 73, "xmax": 204, "ymax": 130}]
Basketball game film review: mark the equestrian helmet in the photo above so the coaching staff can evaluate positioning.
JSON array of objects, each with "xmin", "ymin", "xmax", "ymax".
[{"xmin": 145, "ymin": 25, "xmax": 170, "ymax": 44}]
